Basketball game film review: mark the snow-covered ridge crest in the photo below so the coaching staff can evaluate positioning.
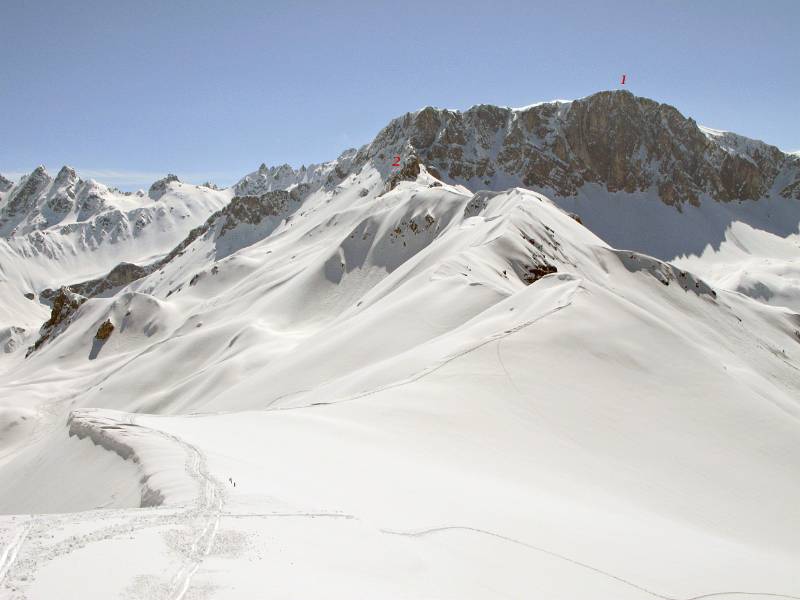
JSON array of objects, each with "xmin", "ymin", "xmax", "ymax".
[
  {"xmin": 509, "ymin": 98, "xmax": 574, "ymax": 112},
  {"xmin": 698, "ymin": 125, "xmax": 780, "ymax": 160},
  {"xmin": 66, "ymin": 408, "xmax": 206, "ymax": 508}
]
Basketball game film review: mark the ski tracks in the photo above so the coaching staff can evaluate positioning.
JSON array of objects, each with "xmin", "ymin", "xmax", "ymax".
[
  {"xmin": 0, "ymin": 522, "xmax": 31, "ymax": 585},
  {"xmin": 128, "ymin": 416, "xmax": 225, "ymax": 600},
  {"xmin": 381, "ymin": 525, "xmax": 800, "ymax": 600},
  {"xmin": 1, "ymin": 414, "xmax": 225, "ymax": 600},
  {"xmin": 270, "ymin": 275, "xmax": 581, "ymax": 412}
]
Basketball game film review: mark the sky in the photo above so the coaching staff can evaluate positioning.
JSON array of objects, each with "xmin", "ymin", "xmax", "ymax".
[{"xmin": 1, "ymin": 0, "xmax": 797, "ymax": 190}]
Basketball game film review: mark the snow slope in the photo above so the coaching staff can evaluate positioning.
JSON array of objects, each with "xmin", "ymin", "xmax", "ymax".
[
  {"xmin": 0, "ymin": 168, "xmax": 230, "ymax": 364},
  {"xmin": 1, "ymin": 94, "xmax": 800, "ymax": 599},
  {"xmin": 2, "ymin": 164, "xmax": 800, "ymax": 598}
]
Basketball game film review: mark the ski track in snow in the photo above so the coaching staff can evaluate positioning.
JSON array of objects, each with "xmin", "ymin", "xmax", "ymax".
[
  {"xmin": 0, "ymin": 522, "xmax": 30, "ymax": 585},
  {"xmin": 0, "ymin": 414, "xmax": 225, "ymax": 599},
  {"xmin": 268, "ymin": 276, "xmax": 579, "ymax": 412},
  {"xmin": 127, "ymin": 414, "xmax": 225, "ymax": 600},
  {"xmin": 381, "ymin": 526, "xmax": 800, "ymax": 600}
]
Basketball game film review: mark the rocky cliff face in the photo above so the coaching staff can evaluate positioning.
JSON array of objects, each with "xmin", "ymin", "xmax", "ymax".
[
  {"xmin": 229, "ymin": 91, "xmax": 797, "ymax": 212},
  {"xmin": 27, "ymin": 287, "xmax": 86, "ymax": 355},
  {"xmin": 41, "ymin": 262, "xmax": 153, "ymax": 300},
  {"xmin": 218, "ymin": 187, "xmax": 307, "ymax": 235},
  {"xmin": 353, "ymin": 90, "xmax": 799, "ymax": 207}
]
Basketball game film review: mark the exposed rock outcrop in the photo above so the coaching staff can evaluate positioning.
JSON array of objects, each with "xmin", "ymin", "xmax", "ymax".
[
  {"xmin": 225, "ymin": 91, "xmax": 799, "ymax": 214},
  {"xmin": 27, "ymin": 287, "xmax": 87, "ymax": 355},
  {"xmin": 518, "ymin": 261, "xmax": 558, "ymax": 285},
  {"xmin": 357, "ymin": 90, "xmax": 800, "ymax": 207},
  {"xmin": 385, "ymin": 155, "xmax": 422, "ymax": 192},
  {"xmin": 74, "ymin": 262, "xmax": 152, "ymax": 298},
  {"xmin": 218, "ymin": 190, "xmax": 295, "ymax": 235},
  {"xmin": 780, "ymin": 179, "xmax": 800, "ymax": 200},
  {"xmin": 148, "ymin": 174, "xmax": 180, "ymax": 199},
  {"xmin": 95, "ymin": 319, "xmax": 115, "ymax": 340}
]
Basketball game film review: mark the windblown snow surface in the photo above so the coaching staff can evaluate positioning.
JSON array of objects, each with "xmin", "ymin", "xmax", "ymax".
[{"xmin": 1, "ymin": 142, "xmax": 800, "ymax": 598}]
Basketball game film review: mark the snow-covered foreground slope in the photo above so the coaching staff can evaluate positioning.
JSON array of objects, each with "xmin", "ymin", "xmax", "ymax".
[{"xmin": 1, "ymin": 158, "xmax": 800, "ymax": 599}]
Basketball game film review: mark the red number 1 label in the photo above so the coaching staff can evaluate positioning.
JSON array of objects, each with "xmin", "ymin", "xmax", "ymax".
[
  {"xmin": 392, "ymin": 155, "xmax": 400, "ymax": 167},
  {"xmin": 620, "ymin": 74, "xmax": 626, "ymax": 85}
]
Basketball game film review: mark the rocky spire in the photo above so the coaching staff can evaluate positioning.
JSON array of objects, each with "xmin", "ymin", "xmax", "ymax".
[
  {"xmin": 54, "ymin": 165, "xmax": 78, "ymax": 187},
  {"xmin": 1, "ymin": 166, "xmax": 51, "ymax": 221}
]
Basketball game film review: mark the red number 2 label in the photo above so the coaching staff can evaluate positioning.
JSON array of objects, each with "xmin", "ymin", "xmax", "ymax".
[{"xmin": 392, "ymin": 155, "xmax": 401, "ymax": 167}]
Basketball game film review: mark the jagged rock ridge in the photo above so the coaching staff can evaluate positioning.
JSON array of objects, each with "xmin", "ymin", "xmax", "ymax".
[
  {"xmin": 358, "ymin": 90, "xmax": 800, "ymax": 206},
  {"xmin": 42, "ymin": 188, "xmax": 309, "ymax": 302}
]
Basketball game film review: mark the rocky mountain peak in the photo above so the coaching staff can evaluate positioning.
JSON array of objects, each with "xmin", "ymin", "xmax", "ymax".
[
  {"xmin": 44, "ymin": 165, "xmax": 80, "ymax": 215},
  {"xmin": 0, "ymin": 174, "xmax": 12, "ymax": 192},
  {"xmin": 0, "ymin": 166, "xmax": 53, "ymax": 232},
  {"xmin": 358, "ymin": 90, "xmax": 799, "ymax": 208},
  {"xmin": 54, "ymin": 165, "xmax": 78, "ymax": 187},
  {"xmin": 30, "ymin": 165, "xmax": 49, "ymax": 179},
  {"xmin": 148, "ymin": 174, "xmax": 180, "ymax": 199}
]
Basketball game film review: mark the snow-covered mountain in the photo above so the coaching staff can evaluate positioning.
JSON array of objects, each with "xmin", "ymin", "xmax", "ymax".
[
  {"xmin": 0, "ymin": 167, "xmax": 230, "ymax": 355},
  {"xmin": 1, "ymin": 91, "xmax": 799, "ymax": 599}
]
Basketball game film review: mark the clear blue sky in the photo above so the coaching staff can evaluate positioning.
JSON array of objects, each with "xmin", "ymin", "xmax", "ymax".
[{"xmin": 1, "ymin": 0, "xmax": 797, "ymax": 190}]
